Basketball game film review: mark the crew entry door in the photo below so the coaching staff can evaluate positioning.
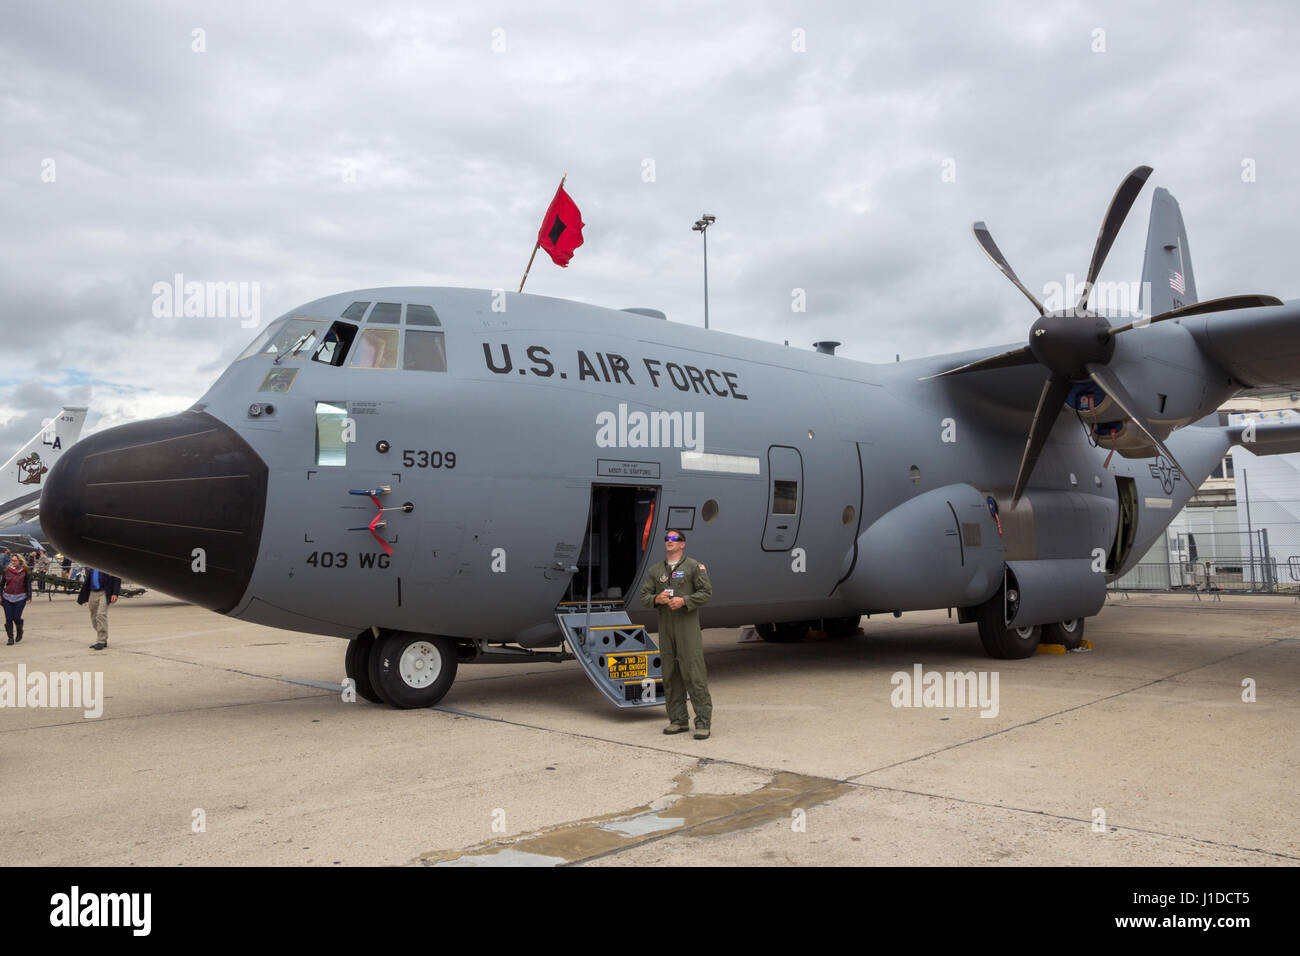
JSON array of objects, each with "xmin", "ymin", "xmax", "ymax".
[{"xmin": 762, "ymin": 445, "xmax": 803, "ymax": 551}]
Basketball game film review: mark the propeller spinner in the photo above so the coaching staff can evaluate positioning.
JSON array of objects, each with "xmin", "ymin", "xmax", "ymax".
[{"xmin": 928, "ymin": 166, "xmax": 1282, "ymax": 507}]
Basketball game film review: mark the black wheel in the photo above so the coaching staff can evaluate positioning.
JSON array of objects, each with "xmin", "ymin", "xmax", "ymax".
[
  {"xmin": 1042, "ymin": 617, "xmax": 1084, "ymax": 650},
  {"xmin": 345, "ymin": 632, "xmax": 385, "ymax": 704},
  {"xmin": 975, "ymin": 588, "xmax": 1041, "ymax": 659},
  {"xmin": 755, "ymin": 620, "xmax": 812, "ymax": 643},
  {"xmin": 368, "ymin": 632, "xmax": 458, "ymax": 709},
  {"xmin": 822, "ymin": 615, "xmax": 862, "ymax": 638}
]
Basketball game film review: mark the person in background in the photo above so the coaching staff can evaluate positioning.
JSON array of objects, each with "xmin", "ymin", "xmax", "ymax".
[
  {"xmin": 33, "ymin": 550, "xmax": 50, "ymax": 594},
  {"xmin": 77, "ymin": 567, "xmax": 121, "ymax": 650},
  {"xmin": 4, "ymin": 552, "xmax": 32, "ymax": 645}
]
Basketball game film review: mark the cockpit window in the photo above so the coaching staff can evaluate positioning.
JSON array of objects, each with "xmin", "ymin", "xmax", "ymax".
[
  {"xmin": 260, "ymin": 318, "xmax": 326, "ymax": 359},
  {"xmin": 341, "ymin": 301, "xmax": 370, "ymax": 321},
  {"xmin": 404, "ymin": 329, "xmax": 447, "ymax": 371},
  {"xmin": 350, "ymin": 327, "xmax": 399, "ymax": 369},
  {"xmin": 312, "ymin": 321, "xmax": 359, "ymax": 367},
  {"xmin": 368, "ymin": 302, "xmax": 402, "ymax": 324},
  {"xmin": 236, "ymin": 319, "xmax": 283, "ymax": 361},
  {"xmin": 406, "ymin": 304, "xmax": 441, "ymax": 327}
]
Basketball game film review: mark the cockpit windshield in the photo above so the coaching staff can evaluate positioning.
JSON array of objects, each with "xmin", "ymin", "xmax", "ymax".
[
  {"xmin": 234, "ymin": 306, "xmax": 450, "ymax": 372},
  {"xmin": 236, "ymin": 318, "xmax": 326, "ymax": 362}
]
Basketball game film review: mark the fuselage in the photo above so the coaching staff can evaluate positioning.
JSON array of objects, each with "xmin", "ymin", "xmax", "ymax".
[{"xmin": 41, "ymin": 286, "xmax": 1239, "ymax": 646}]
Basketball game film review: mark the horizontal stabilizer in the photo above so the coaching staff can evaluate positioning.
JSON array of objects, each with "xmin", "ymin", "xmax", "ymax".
[{"xmin": 1225, "ymin": 421, "xmax": 1300, "ymax": 457}]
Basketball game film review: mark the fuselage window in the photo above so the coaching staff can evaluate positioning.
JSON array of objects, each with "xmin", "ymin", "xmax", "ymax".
[
  {"xmin": 312, "ymin": 321, "xmax": 359, "ymax": 367},
  {"xmin": 341, "ymin": 301, "xmax": 370, "ymax": 321},
  {"xmin": 369, "ymin": 302, "xmax": 402, "ymax": 324},
  {"xmin": 773, "ymin": 480, "xmax": 799, "ymax": 515},
  {"xmin": 261, "ymin": 318, "xmax": 326, "ymax": 359},
  {"xmin": 315, "ymin": 402, "xmax": 349, "ymax": 466},
  {"xmin": 406, "ymin": 304, "xmax": 442, "ymax": 327},
  {"xmin": 403, "ymin": 329, "xmax": 447, "ymax": 372},
  {"xmin": 350, "ymin": 327, "xmax": 400, "ymax": 369}
]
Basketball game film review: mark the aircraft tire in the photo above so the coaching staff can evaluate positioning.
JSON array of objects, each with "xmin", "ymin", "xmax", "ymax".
[
  {"xmin": 1042, "ymin": 617, "xmax": 1084, "ymax": 650},
  {"xmin": 975, "ymin": 593, "xmax": 1041, "ymax": 659},
  {"xmin": 369, "ymin": 632, "xmax": 458, "ymax": 709},
  {"xmin": 755, "ymin": 621, "xmax": 810, "ymax": 643},
  {"xmin": 345, "ymin": 632, "xmax": 385, "ymax": 704}
]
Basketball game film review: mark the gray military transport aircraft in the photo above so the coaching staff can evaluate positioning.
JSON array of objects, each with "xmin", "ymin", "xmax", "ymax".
[{"xmin": 41, "ymin": 167, "xmax": 1300, "ymax": 709}]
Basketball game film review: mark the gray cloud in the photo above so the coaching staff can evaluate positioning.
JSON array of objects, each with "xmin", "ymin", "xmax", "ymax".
[{"xmin": 2, "ymin": 0, "xmax": 1298, "ymax": 451}]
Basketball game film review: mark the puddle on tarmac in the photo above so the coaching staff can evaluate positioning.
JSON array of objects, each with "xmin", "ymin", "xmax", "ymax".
[
  {"xmin": 436, "ymin": 848, "xmax": 568, "ymax": 867},
  {"xmin": 414, "ymin": 761, "xmax": 851, "ymax": 867},
  {"xmin": 598, "ymin": 812, "xmax": 685, "ymax": 837}
]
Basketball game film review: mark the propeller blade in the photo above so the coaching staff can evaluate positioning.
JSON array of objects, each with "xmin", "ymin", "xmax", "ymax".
[
  {"xmin": 1109, "ymin": 294, "xmax": 1284, "ymax": 336},
  {"xmin": 920, "ymin": 346, "xmax": 1036, "ymax": 380},
  {"xmin": 1079, "ymin": 166, "xmax": 1153, "ymax": 309},
  {"xmin": 1083, "ymin": 362, "xmax": 1186, "ymax": 479},
  {"xmin": 972, "ymin": 222, "xmax": 1045, "ymax": 316},
  {"xmin": 1011, "ymin": 374, "xmax": 1072, "ymax": 507}
]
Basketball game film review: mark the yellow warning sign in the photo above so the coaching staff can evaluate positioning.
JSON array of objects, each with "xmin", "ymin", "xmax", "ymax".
[{"xmin": 607, "ymin": 653, "xmax": 649, "ymax": 680}]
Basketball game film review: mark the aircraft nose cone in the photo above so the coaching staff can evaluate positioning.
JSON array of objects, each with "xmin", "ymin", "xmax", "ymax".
[{"xmin": 41, "ymin": 411, "xmax": 269, "ymax": 613}]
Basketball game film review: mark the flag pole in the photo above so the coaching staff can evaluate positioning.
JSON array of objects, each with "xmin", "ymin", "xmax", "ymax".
[{"xmin": 519, "ymin": 173, "xmax": 566, "ymax": 293}]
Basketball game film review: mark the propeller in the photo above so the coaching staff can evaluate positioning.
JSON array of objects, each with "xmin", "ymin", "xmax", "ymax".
[{"xmin": 928, "ymin": 166, "xmax": 1283, "ymax": 507}]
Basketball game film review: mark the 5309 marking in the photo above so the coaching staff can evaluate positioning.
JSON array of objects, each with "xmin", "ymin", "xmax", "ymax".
[{"xmin": 402, "ymin": 449, "xmax": 457, "ymax": 468}]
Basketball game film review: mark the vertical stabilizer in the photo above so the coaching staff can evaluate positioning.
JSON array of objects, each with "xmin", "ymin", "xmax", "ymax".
[
  {"xmin": 0, "ymin": 406, "xmax": 88, "ymax": 522},
  {"xmin": 1139, "ymin": 186, "xmax": 1198, "ymax": 316}
]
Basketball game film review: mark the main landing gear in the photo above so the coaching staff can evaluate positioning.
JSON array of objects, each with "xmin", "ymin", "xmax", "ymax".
[
  {"xmin": 345, "ymin": 630, "xmax": 459, "ymax": 708},
  {"xmin": 974, "ymin": 583, "xmax": 1040, "ymax": 659},
  {"xmin": 972, "ymin": 586, "xmax": 1087, "ymax": 658},
  {"xmin": 1042, "ymin": 617, "xmax": 1085, "ymax": 650}
]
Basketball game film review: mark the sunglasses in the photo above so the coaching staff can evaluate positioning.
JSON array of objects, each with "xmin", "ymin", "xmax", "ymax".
[{"xmin": 664, "ymin": 535, "xmax": 682, "ymax": 542}]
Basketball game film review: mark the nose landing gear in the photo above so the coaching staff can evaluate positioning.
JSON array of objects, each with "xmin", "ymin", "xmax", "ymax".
[{"xmin": 345, "ymin": 630, "xmax": 459, "ymax": 708}]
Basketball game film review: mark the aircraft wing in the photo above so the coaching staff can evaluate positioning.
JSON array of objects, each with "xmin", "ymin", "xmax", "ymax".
[
  {"xmin": 0, "ymin": 492, "xmax": 41, "ymax": 527},
  {"xmin": 916, "ymin": 344, "xmax": 1050, "ymax": 421}
]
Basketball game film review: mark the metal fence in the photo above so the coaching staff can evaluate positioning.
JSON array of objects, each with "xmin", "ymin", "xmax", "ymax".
[
  {"xmin": 1110, "ymin": 558, "xmax": 1296, "ymax": 594},
  {"xmin": 1112, "ymin": 528, "xmax": 1300, "ymax": 594}
]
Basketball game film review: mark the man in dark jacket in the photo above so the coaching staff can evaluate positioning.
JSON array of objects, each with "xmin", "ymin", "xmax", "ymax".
[{"xmin": 77, "ymin": 568, "xmax": 122, "ymax": 650}]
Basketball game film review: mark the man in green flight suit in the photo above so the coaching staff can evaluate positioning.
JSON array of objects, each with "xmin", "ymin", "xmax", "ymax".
[{"xmin": 640, "ymin": 529, "xmax": 713, "ymax": 739}]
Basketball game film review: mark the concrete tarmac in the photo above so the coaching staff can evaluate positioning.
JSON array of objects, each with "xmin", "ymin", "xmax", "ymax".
[{"xmin": 0, "ymin": 590, "xmax": 1295, "ymax": 866}]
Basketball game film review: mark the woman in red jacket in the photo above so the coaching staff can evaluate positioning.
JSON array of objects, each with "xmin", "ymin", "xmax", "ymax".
[{"xmin": 4, "ymin": 552, "xmax": 32, "ymax": 645}]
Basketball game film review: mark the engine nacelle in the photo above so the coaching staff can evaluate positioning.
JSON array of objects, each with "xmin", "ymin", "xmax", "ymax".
[{"xmin": 1003, "ymin": 559, "xmax": 1107, "ymax": 627}]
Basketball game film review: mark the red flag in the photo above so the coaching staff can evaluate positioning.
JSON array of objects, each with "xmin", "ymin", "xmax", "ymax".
[{"xmin": 536, "ymin": 185, "xmax": 585, "ymax": 267}]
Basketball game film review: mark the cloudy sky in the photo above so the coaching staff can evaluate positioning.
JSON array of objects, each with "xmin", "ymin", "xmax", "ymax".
[{"xmin": 2, "ymin": 0, "xmax": 1297, "ymax": 450}]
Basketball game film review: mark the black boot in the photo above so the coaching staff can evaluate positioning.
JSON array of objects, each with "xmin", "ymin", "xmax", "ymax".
[
  {"xmin": 14, "ymin": 620, "xmax": 22, "ymax": 643},
  {"xmin": 4, "ymin": 621, "xmax": 12, "ymax": 645}
]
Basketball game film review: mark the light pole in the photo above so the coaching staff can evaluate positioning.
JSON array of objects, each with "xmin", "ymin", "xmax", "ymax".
[{"xmin": 692, "ymin": 214, "xmax": 715, "ymax": 329}]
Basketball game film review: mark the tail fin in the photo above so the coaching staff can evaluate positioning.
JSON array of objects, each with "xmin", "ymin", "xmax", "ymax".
[
  {"xmin": 0, "ymin": 406, "xmax": 88, "ymax": 522},
  {"xmin": 1139, "ymin": 186, "xmax": 1198, "ymax": 316}
]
